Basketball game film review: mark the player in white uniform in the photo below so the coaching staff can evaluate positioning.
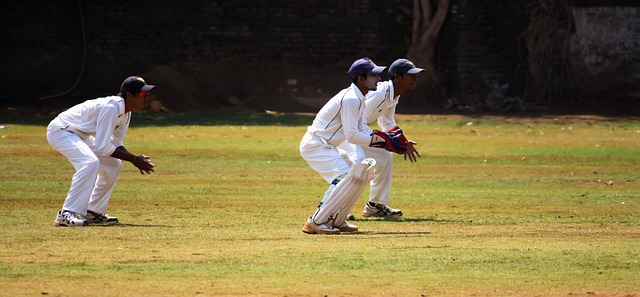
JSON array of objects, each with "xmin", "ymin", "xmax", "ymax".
[
  {"xmin": 342, "ymin": 58, "xmax": 425, "ymax": 218},
  {"xmin": 46, "ymin": 76, "xmax": 157, "ymax": 226},
  {"xmin": 300, "ymin": 58, "xmax": 410, "ymax": 234},
  {"xmin": 300, "ymin": 57, "xmax": 384, "ymax": 234}
]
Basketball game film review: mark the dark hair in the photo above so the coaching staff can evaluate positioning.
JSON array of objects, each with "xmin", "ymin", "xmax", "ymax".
[
  {"xmin": 352, "ymin": 74, "xmax": 367, "ymax": 84},
  {"xmin": 389, "ymin": 73, "xmax": 403, "ymax": 81},
  {"xmin": 117, "ymin": 90, "xmax": 135, "ymax": 98}
]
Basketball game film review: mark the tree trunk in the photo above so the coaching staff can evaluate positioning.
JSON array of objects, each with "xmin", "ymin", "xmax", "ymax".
[
  {"xmin": 406, "ymin": 0, "xmax": 450, "ymax": 103},
  {"xmin": 518, "ymin": 0, "xmax": 573, "ymax": 106}
]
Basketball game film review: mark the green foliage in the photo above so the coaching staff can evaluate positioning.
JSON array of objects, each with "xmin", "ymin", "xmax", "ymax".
[{"xmin": 0, "ymin": 114, "xmax": 638, "ymax": 296}]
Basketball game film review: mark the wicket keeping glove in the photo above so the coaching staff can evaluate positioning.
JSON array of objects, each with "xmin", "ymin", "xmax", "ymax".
[
  {"xmin": 370, "ymin": 128, "xmax": 408, "ymax": 154},
  {"xmin": 385, "ymin": 126, "xmax": 409, "ymax": 144}
]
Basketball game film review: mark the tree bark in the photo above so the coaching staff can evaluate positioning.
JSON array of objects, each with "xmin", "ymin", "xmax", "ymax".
[
  {"xmin": 518, "ymin": 0, "xmax": 573, "ymax": 106},
  {"xmin": 406, "ymin": 0, "xmax": 450, "ymax": 102}
]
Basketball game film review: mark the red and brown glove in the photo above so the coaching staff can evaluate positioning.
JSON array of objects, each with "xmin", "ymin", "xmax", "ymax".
[{"xmin": 369, "ymin": 127, "xmax": 408, "ymax": 154}]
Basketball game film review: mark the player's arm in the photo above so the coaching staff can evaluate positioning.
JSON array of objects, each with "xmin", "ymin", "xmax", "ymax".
[
  {"xmin": 377, "ymin": 99, "xmax": 398, "ymax": 131},
  {"xmin": 341, "ymin": 98, "xmax": 375, "ymax": 147},
  {"xmin": 370, "ymin": 126, "xmax": 421, "ymax": 162},
  {"xmin": 404, "ymin": 139, "xmax": 420, "ymax": 162},
  {"xmin": 394, "ymin": 121, "xmax": 420, "ymax": 162},
  {"xmin": 94, "ymin": 104, "xmax": 120, "ymax": 157},
  {"xmin": 370, "ymin": 125, "xmax": 409, "ymax": 154},
  {"xmin": 363, "ymin": 83, "xmax": 387, "ymax": 124},
  {"xmin": 387, "ymin": 125, "xmax": 420, "ymax": 162},
  {"xmin": 110, "ymin": 146, "xmax": 155, "ymax": 175},
  {"xmin": 378, "ymin": 100, "xmax": 420, "ymax": 162},
  {"xmin": 111, "ymin": 113, "xmax": 130, "ymax": 148}
]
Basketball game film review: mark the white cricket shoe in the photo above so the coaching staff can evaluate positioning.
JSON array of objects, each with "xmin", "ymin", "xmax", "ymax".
[
  {"xmin": 54, "ymin": 210, "xmax": 88, "ymax": 227},
  {"xmin": 302, "ymin": 217, "xmax": 340, "ymax": 234},
  {"xmin": 86, "ymin": 210, "xmax": 119, "ymax": 225},
  {"xmin": 362, "ymin": 202, "xmax": 403, "ymax": 218},
  {"xmin": 333, "ymin": 221, "xmax": 358, "ymax": 232}
]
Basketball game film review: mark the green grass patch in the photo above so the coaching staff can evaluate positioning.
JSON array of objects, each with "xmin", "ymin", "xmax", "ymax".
[{"xmin": 1, "ymin": 114, "xmax": 639, "ymax": 296}]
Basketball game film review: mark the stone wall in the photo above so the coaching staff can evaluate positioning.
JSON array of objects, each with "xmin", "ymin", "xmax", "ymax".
[
  {"xmin": 569, "ymin": 6, "xmax": 640, "ymax": 105},
  {"xmin": 440, "ymin": 0, "xmax": 527, "ymax": 94},
  {"xmin": 1, "ymin": 0, "xmax": 637, "ymax": 113},
  {"xmin": 1, "ymin": 1, "xmax": 409, "ymax": 112}
]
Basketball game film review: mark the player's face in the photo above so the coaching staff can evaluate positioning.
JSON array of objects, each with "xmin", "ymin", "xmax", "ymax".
[
  {"xmin": 127, "ymin": 91, "xmax": 150, "ymax": 112},
  {"xmin": 398, "ymin": 73, "xmax": 418, "ymax": 90},
  {"xmin": 364, "ymin": 73, "xmax": 381, "ymax": 91}
]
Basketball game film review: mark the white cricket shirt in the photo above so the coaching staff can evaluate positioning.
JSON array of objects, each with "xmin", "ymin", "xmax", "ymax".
[
  {"xmin": 56, "ymin": 96, "xmax": 131, "ymax": 156},
  {"xmin": 307, "ymin": 83, "xmax": 372, "ymax": 147},
  {"xmin": 363, "ymin": 80, "xmax": 399, "ymax": 131}
]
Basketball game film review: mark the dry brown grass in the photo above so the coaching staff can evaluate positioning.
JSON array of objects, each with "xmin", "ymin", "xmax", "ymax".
[{"xmin": 1, "ymin": 114, "xmax": 638, "ymax": 296}]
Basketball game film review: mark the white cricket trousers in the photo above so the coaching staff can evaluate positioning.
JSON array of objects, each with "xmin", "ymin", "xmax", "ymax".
[
  {"xmin": 338, "ymin": 142, "xmax": 393, "ymax": 205},
  {"xmin": 46, "ymin": 118, "xmax": 122, "ymax": 215},
  {"xmin": 299, "ymin": 132, "xmax": 362, "ymax": 204},
  {"xmin": 299, "ymin": 132, "xmax": 354, "ymax": 184}
]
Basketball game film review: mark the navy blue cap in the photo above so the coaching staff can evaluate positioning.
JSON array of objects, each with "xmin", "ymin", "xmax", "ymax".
[
  {"xmin": 348, "ymin": 57, "xmax": 386, "ymax": 79},
  {"xmin": 120, "ymin": 76, "xmax": 156, "ymax": 93},
  {"xmin": 389, "ymin": 59, "xmax": 425, "ymax": 77}
]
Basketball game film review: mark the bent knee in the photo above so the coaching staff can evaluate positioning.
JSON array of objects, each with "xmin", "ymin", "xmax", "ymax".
[
  {"xmin": 101, "ymin": 157, "xmax": 123, "ymax": 172},
  {"xmin": 112, "ymin": 158, "xmax": 123, "ymax": 169},
  {"xmin": 80, "ymin": 156, "xmax": 100, "ymax": 173}
]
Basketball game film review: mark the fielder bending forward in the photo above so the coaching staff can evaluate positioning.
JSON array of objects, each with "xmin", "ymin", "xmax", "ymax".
[
  {"xmin": 47, "ymin": 76, "xmax": 157, "ymax": 227},
  {"xmin": 341, "ymin": 58, "xmax": 425, "ymax": 219},
  {"xmin": 300, "ymin": 58, "xmax": 409, "ymax": 234}
]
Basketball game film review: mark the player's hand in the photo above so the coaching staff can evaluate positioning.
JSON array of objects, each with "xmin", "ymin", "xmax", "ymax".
[
  {"xmin": 404, "ymin": 140, "xmax": 420, "ymax": 162},
  {"xmin": 370, "ymin": 130, "xmax": 407, "ymax": 154},
  {"xmin": 133, "ymin": 155, "xmax": 155, "ymax": 174}
]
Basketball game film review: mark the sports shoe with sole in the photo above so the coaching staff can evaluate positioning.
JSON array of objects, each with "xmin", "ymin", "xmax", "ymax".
[
  {"xmin": 362, "ymin": 202, "xmax": 403, "ymax": 218},
  {"xmin": 54, "ymin": 210, "xmax": 88, "ymax": 227},
  {"xmin": 86, "ymin": 209, "xmax": 119, "ymax": 225},
  {"xmin": 302, "ymin": 217, "xmax": 340, "ymax": 234},
  {"xmin": 333, "ymin": 221, "xmax": 358, "ymax": 232}
]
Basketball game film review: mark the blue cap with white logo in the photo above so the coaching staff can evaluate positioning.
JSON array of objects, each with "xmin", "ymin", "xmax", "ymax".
[
  {"xmin": 389, "ymin": 59, "xmax": 425, "ymax": 77},
  {"xmin": 120, "ymin": 76, "xmax": 156, "ymax": 94},
  {"xmin": 348, "ymin": 57, "xmax": 387, "ymax": 79}
]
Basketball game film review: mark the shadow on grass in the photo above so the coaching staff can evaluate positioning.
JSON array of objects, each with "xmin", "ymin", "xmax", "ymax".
[
  {"xmin": 351, "ymin": 217, "xmax": 460, "ymax": 223},
  {"xmin": 91, "ymin": 223, "xmax": 182, "ymax": 228},
  {"xmin": 345, "ymin": 231, "xmax": 434, "ymax": 235},
  {"xmin": 1, "ymin": 112, "xmax": 315, "ymax": 127}
]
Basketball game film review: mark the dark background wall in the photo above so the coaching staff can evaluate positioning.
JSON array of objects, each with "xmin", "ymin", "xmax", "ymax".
[
  {"xmin": 1, "ymin": 1, "xmax": 409, "ymax": 112},
  {"xmin": 1, "ymin": 0, "xmax": 637, "ymax": 114},
  {"xmin": 569, "ymin": 5, "xmax": 640, "ymax": 108},
  {"xmin": 439, "ymin": 0, "xmax": 526, "ymax": 93}
]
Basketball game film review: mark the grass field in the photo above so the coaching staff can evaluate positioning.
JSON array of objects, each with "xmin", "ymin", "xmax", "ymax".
[{"xmin": 1, "ymin": 113, "xmax": 639, "ymax": 297}]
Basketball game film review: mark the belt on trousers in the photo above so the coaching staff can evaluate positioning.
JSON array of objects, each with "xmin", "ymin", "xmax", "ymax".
[
  {"xmin": 61, "ymin": 125, "xmax": 90, "ymax": 141},
  {"xmin": 309, "ymin": 131, "xmax": 330, "ymax": 146}
]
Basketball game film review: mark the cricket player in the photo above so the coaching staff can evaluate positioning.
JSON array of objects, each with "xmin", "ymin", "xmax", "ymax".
[
  {"xmin": 47, "ymin": 76, "xmax": 157, "ymax": 226},
  {"xmin": 300, "ymin": 58, "xmax": 409, "ymax": 234},
  {"xmin": 341, "ymin": 58, "xmax": 425, "ymax": 218}
]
